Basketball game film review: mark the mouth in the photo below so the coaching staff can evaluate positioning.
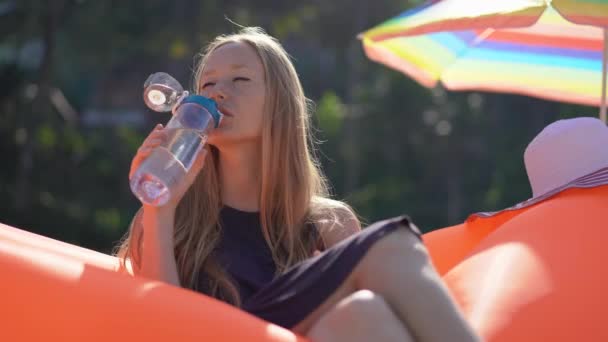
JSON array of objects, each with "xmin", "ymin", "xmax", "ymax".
[{"xmin": 218, "ymin": 106, "xmax": 233, "ymax": 117}]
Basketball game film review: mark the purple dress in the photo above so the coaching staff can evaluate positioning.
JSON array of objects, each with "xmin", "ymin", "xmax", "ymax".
[{"xmin": 198, "ymin": 206, "xmax": 421, "ymax": 329}]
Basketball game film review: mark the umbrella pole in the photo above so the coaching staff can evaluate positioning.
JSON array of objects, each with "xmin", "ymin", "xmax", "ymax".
[{"xmin": 601, "ymin": 28, "xmax": 607, "ymax": 124}]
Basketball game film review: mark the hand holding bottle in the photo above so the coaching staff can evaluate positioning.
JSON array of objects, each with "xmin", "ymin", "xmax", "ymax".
[
  {"xmin": 129, "ymin": 72, "xmax": 222, "ymax": 207},
  {"xmin": 130, "ymin": 123, "xmax": 208, "ymax": 211}
]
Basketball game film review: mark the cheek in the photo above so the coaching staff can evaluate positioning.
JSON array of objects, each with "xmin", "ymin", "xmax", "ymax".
[
  {"xmin": 243, "ymin": 108, "xmax": 264, "ymax": 138},
  {"xmin": 246, "ymin": 89, "xmax": 266, "ymax": 124}
]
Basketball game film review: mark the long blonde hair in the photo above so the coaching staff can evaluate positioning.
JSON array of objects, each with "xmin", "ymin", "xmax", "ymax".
[{"xmin": 117, "ymin": 27, "xmax": 348, "ymax": 306}]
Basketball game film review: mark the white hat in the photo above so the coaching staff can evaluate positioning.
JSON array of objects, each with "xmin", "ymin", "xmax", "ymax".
[{"xmin": 524, "ymin": 117, "xmax": 608, "ymax": 198}]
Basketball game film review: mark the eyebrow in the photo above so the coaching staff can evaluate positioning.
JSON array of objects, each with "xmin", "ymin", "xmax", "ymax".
[{"xmin": 202, "ymin": 64, "xmax": 249, "ymax": 77}]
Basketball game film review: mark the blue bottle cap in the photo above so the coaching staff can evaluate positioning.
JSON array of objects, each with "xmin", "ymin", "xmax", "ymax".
[{"xmin": 179, "ymin": 95, "xmax": 223, "ymax": 128}]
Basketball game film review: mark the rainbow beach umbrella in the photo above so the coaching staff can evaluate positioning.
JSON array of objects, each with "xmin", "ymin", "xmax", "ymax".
[{"xmin": 359, "ymin": 0, "xmax": 608, "ymax": 122}]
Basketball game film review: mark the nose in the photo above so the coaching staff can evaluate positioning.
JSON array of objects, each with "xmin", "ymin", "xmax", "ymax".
[{"xmin": 203, "ymin": 83, "xmax": 227, "ymax": 102}]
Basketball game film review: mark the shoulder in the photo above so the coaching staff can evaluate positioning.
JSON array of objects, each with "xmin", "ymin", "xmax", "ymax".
[{"xmin": 311, "ymin": 197, "xmax": 361, "ymax": 249}]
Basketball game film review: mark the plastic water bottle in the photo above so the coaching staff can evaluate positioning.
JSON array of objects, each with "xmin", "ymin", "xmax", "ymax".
[
  {"xmin": 143, "ymin": 72, "xmax": 185, "ymax": 112},
  {"xmin": 130, "ymin": 73, "xmax": 223, "ymax": 206}
]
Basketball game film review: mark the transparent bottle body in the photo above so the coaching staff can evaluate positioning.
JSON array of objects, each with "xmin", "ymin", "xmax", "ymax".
[{"xmin": 130, "ymin": 102, "xmax": 215, "ymax": 206}]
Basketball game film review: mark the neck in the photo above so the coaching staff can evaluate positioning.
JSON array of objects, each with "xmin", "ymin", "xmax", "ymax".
[{"xmin": 217, "ymin": 141, "xmax": 262, "ymax": 212}]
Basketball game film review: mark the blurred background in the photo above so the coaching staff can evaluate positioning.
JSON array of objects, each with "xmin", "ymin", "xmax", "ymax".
[{"xmin": 0, "ymin": 0, "xmax": 597, "ymax": 254}]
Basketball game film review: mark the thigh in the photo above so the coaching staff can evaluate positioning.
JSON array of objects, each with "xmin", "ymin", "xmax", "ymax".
[
  {"xmin": 292, "ymin": 228, "xmax": 421, "ymax": 335},
  {"xmin": 307, "ymin": 290, "xmax": 415, "ymax": 342},
  {"xmin": 242, "ymin": 216, "xmax": 419, "ymax": 330}
]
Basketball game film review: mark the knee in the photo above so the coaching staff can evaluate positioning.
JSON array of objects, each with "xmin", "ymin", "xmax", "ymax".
[
  {"xmin": 312, "ymin": 290, "xmax": 391, "ymax": 331},
  {"xmin": 336, "ymin": 290, "xmax": 391, "ymax": 319},
  {"xmin": 309, "ymin": 290, "xmax": 411, "ymax": 341}
]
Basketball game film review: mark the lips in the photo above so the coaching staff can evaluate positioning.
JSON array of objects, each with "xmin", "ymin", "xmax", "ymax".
[{"xmin": 218, "ymin": 106, "xmax": 233, "ymax": 117}]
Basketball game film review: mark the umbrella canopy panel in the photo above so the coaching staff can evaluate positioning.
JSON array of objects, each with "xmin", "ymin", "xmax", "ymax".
[{"xmin": 362, "ymin": 5, "xmax": 605, "ymax": 108}]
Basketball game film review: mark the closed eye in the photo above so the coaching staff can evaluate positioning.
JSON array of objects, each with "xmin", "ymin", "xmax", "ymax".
[
  {"xmin": 233, "ymin": 77, "xmax": 250, "ymax": 82},
  {"xmin": 201, "ymin": 82, "xmax": 215, "ymax": 89}
]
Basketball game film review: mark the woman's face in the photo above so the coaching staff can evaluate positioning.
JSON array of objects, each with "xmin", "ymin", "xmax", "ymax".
[{"xmin": 199, "ymin": 41, "xmax": 267, "ymax": 147}]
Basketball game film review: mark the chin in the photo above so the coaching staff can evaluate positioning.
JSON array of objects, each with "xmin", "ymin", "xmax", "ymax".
[
  {"xmin": 207, "ymin": 131, "xmax": 239, "ymax": 147},
  {"xmin": 208, "ymin": 133, "xmax": 261, "ymax": 148}
]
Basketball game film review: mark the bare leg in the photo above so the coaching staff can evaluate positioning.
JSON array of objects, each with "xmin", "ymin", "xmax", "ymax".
[
  {"xmin": 308, "ymin": 290, "xmax": 414, "ymax": 342},
  {"xmin": 293, "ymin": 226, "xmax": 479, "ymax": 342}
]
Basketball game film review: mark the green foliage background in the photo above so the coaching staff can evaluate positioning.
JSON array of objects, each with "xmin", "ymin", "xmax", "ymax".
[{"xmin": 0, "ymin": 0, "xmax": 595, "ymax": 253}]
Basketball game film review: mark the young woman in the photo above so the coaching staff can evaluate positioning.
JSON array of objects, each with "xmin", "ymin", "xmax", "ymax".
[{"xmin": 117, "ymin": 27, "xmax": 478, "ymax": 342}]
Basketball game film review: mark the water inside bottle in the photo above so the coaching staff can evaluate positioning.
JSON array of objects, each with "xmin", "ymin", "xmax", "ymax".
[
  {"xmin": 164, "ymin": 128, "xmax": 206, "ymax": 170},
  {"xmin": 130, "ymin": 128, "xmax": 206, "ymax": 206}
]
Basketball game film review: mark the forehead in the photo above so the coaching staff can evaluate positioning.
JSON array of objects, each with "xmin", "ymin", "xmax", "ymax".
[{"xmin": 202, "ymin": 41, "xmax": 263, "ymax": 76}]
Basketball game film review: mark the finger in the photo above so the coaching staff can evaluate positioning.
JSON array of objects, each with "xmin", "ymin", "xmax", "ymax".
[
  {"xmin": 136, "ymin": 145, "xmax": 152, "ymax": 155},
  {"xmin": 130, "ymin": 152, "xmax": 147, "ymax": 174},
  {"xmin": 130, "ymin": 146, "xmax": 157, "ymax": 178},
  {"xmin": 151, "ymin": 125, "xmax": 166, "ymax": 134},
  {"xmin": 142, "ymin": 124, "xmax": 164, "ymax": 142},
  {"xmin": 130, "ymin": 127, "xmax": 163, "ymax": 179},
  {"xmin": 137, "ymin": 146, "xmax": 155, "ymax": 156},
  {"xmin": 129, "ymin": 166, "xmax": 137, "ymax": 179},
  {"xmin": 145, "ymin": 131, "xmax": 167, "ymax": 143},
  {"xmin": 129, "ymin": 158, "xmax": 140, "ymax": 179},
  {"xmin": 142, "ymin": 138, "xmax": 164, "ymax": 148},
  {"xmin": 147, "ymin": 130, "xmax": 165, "ymax": 139}
]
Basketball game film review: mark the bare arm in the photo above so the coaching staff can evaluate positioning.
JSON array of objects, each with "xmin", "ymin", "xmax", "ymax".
[
  {"xmin": 131, "ymin": 206, "xmax": 181, "ymax": 287},
  {"xmin": 126, "ymin": 125, "xmax": 208, "ymax": 287}
]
